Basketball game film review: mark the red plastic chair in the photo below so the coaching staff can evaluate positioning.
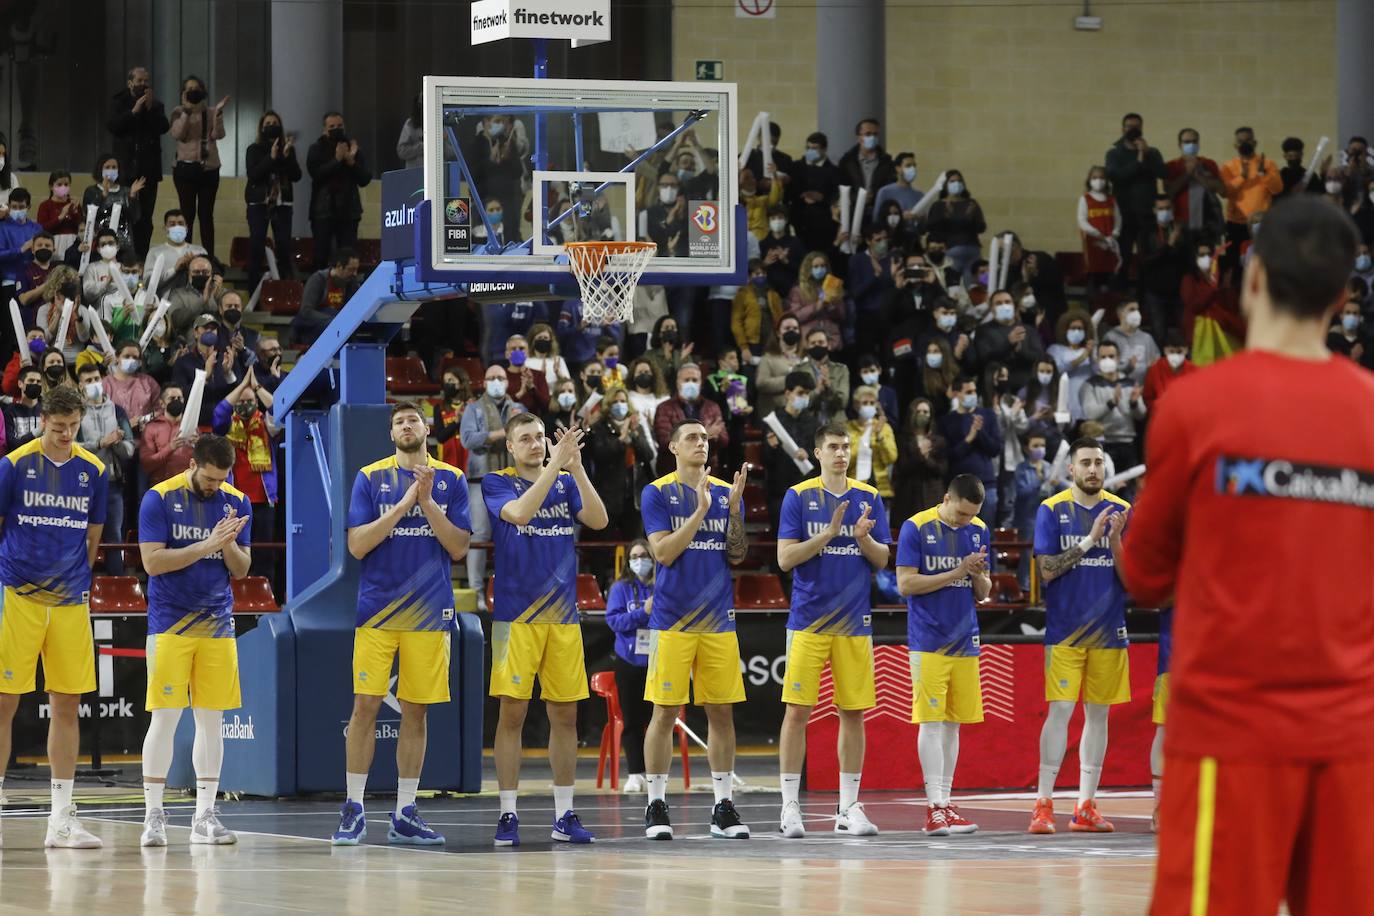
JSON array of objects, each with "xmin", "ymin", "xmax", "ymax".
[
  {"xmin": 229, "ymin": 236, "xmax": 271, "ymax": 271},
  {"xmin": 742, "ymin": 483, "xmax": 769, "ymax": 524},
  {"xmin": 989, "ymin": 572, "xmax": 1027, "ymax": 606},
  {"xmin": 231, "ymin": 576, "xmax": 281, "ymax": 612},
  {"xmin": 592, "ymin": 670, "xmax": 691, "ymax": 790},
  {"xmin": 437, "ymin": 354, "xmax": 485, "ymax": 385},
  {"xmin": 261, "ymin": 279, "xmax": 304, "ymax": 316},
  {"xmin": 89, "ymin": 576, "xmax": 147, "ymax": 613},
  {"xmin": 576, "ymin": 574, "xmax": 606, "ymax": 611},
  {"xmin": 734, "ymin": 573, "xmax": 787, "ymax": 609},
  {"xmin": 386, "ymin": 356, "xmax": 440, "ymax": 395}
]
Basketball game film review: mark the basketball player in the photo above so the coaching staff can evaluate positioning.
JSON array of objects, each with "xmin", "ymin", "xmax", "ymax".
[
  {"xmin": 333, "ymin": 402, "xmax": 470, "ymax": 846},
  {"xmin": 896, "ymin": 474, "xmax": 991, "ymax": 836},
  {"xmin": 1122, "ymin": 196, "xmax": 1374, "ymax": 916},
  {"xmin": 0, "ymin": 387, "xmax": 107, "ymax": 848},
  {"xmin": 1029, "ymin": 438, "xmax": 1130, "ymax": 834},
  {"xmin": 485, "ymin": 414, "xmax": 607, "ymax": 847},
  {"xmin": 775, "ymin": 424, "xmax": 890, "ymax": 838},
  {"xmin": 1150, "ymin": 607, "xmax": 1170, "ymax": 833},
  {"xmin": 137, "ymin": 435, "xmax": 251, "ymax": 847},
  {"xmin": 640, "ymin": 420, "xmax": 749, "ymax": 840}
]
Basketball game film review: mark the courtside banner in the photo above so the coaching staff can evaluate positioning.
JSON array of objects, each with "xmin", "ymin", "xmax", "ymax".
[{"xmin": 471, "ymin": 0, "xmax": 611, "ymax": 46}]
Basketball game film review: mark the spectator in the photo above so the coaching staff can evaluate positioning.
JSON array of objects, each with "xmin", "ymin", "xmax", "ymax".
[
  {"xmin": 916, "ymin": 298, "xmax": 973, "ymax": 370},
  {"xmin": 744, "ymin": 120, "xmax": 795, "ymax": 190},
  {"xmin": 0, "ymin": 329, "xmax": 42, "ymax": 396},
  {"xmin": 937, "ymin": 374, "xmax": 1003, "ymax": 527},
  {"xmin": 212, "ymin": 372, "xmax": 278, "ymax": 578},
  {"xmin": 1321, "ymin": 165, "xmax": 1350, "ymax": 211},
  {"xmin": 574, "ymin": 360, "xmax": 608, "ymax": 425},
  {"xmin": 524, "ymin": 322, "xmax": 569, "ymax": 388},
  {"xmin": 1013, "ymin": 431, "xmax": 1057, "ymax": 587},
  {"xmin": 625, "ymin": 357, "xmax": 667, "ymax": 422},
  {"xmin": 503, "ymin": 333, "xmax": 550, "ymax": 415},
  {"xmin": 1104, "ymin": 112, "xmax": 1167, "ymax": 291},
  {"xmin": 1103, "ymin": 299, "xmax": 1160, "ymax": 385},
  {"xmin": 244, "ymin": 110, "xmax": 302, "ymax": 292},
  {"xmin": 3, "ymin": 364, "xmax": 43, "ymax": 451},
  {"xmin": 0, "ymin": 188, "xmax": 41, "ymax": 307},
  {"xmin": 872, "ymin": 151, "xmax": 923, "ymax": 230},
  {"xmin": 1279, "ymin": 136, "xmax": 1323, "ymax": 197},
  {"xmin": 1341, "ymin": 134, "xmax": 1373, "ymax": 191},
  {"xmin": 138, "ymin": 384, "xmax": 195, "ymax": 484},
  {"xmin": 791, "ymin": 132, "xmax": 842, "ymax": 254},
  {"xmin": 1000, "ymin": 233, "xmax": 1069, "ymax": 324},
  {"xmin": 107, "ymin": 66, "xmax": 168, "ymax": 256},
  {"xmin": 762, "ymin": 370, "xmax": 819, "ymax": 518},
  {"xmin": 38, "ymin": 171, "xmax": 81, "ymax": 257},
  {"xmin": 1019, "ymin": 358, "xmax": 1062, "ymax": 444},
  {"xmin": 848, "ymin": 223, "xmax": 896, "ymax": 356},
  {"xmin": 252, "ymin": 336, "xmax": 285, "ymax": 393},
  {"xmin": 877, "ymin": 199, "xmax": 921, "ymax": 255},
  {"xmin": 105, "ymin": 250, "xmax": 145, "ymax": 340},
  {"xmin": 552, "ymin": 298, "xmax": 619, "ymax": 371},
  {"xmin": 652, "ymin": 363, "xmax": 728, "ymax": 475},
  {"xmin": 429, "ymin": 367, "xmax": 472, "ymax": 471},
  {"xmin": 39, "ymin": 269, "xmax": 93, "ymax": 359},
  {"xmin": 168, "ymin": 75, "xmax": 227, "ymax": 258},
  {"xmin": 706, "ymin": 346, "xmax": 752, "ymax": 471},
  {"xmin": 759, "ymin": 204, "xmax": 806, "ymax": 297},
  {"xmin": 788, "ymin": 251, "xmax": 845, "ymax": 350},
  {"xmin": 756, "ymin": 312, "xmax": 804, "ymax": 415},
  {"xmin": 846, "ymin": 385, "xmax": 896, "ymax": 498},
  {"xmin": 837, "ymin": 119, "xmax": 895, "ymax": 231},
  {"xmin": 924, "ymin": 169, "xmax": 986, "ymax": 281},
  {"xmin": 83, "ymin": 153, "xmax": 145, "ymax": 246},
  {"xmin": 855, "ymin": 353, "xmax": 898, "ymax": 422},
  {"xmin": 104, "ymin": 338, "xmax": 161, "ymax": 430},
  {"xmin": 974, "ymin": 289, "xmax": 1047, "ymax": 391},
  {"xmin": 39, "ymin": 347, "xmax": 72, "ymax": 392},
  {"xmin": 1163, "ymin": 127, "xmax": 1225, "ymax": 237},
  {"xmin": 732, "ymin": 258, "xmax": 783, "ymax": 359},
  {"xmin": 172, "ymin": 319, "xmax": 239, "ymax": 427},
  {"xmin": 144, "ymin": 209, "xmax": 205, "ymax": 288},
  {"xmin": 164, "ymin": 253, "xmax": 222, "ymax": 335},
  {"xmin": 546, "ymin": 377, "xmax": 578, "ymax": 431},
  {"xmin": 645, "ymin": 172, "xmax": 688, "ymax": 259},
  {"xmin": 987, "ymin": 361, "xmax": 1030, "ymax": 525},
  {"xmin": 1046, "ymin": 309, "xmax": 1095, "ymax": 422},
  {"xmin": 892, "ymin": 397, "xmax": 948, "ymax": 520},
  {"xmin": 307, "ymin": 111, "xmax": 371, "ymax": 268},
  {"xmin": 603, "ymin": 538, "xmax": 656, "ymax": 792},
  {"xmin": 469, "ymin": 115, "xmax": 527, "ymax": 242},
  {"xmin": 396, "ymin": 94, "xmax": 423, "ymax": 170},
  {"xmin": 587, "ymin": 390, "xmax": 655, "ymax": 538},
  {"xmin": 216, "ymin": 288, "xmax": 257, "ymax": 365},
  {"xmin": 76, "ymin": 360, "xmax": 133, "ymax": 573},
  {"xmin": 1078, "ymin": 165, "xmax": 1122, "ymax": 297},
  {"xmin": 458, "ymin": 364, "xmax": 523, "ymax": 609},
  {"xmin": 917, "ymin": 337, "xmax": 960, "ymax": 410},
  {"xmin": 1329, "ymin": 296, "xmax": 1374, "ymax": 369},
  {"xmin": 293, "ymin": 248, "xmax": 361, "ymax": 345},
  {"xmin": 1355, "ymin": 243, "xmax": 1374, "ymax": 291},
  {"xmin": 1219, "ymin": 126, "xmax": 1283, "ymax": 278},
  {"xmin": 1180, "ymin": 239, "xmax": 1244, "ymax": 347},
  {"xmin": 480, "ymin": 299, "xmax": 547, "ymax": 366},
  {"xmin": 140, "ymin": 303, "xmax": 180, "ymax": 385},
  {"xmin": 80, "ymin": 227, "xmax": 121, "ymax": 304},
  {"xmin": 1078, "ymin": 340, "xmax": 1147, "ymax": 472},
  {"xmin": 1139, "ymin": 193, "xmax": 1188, "ymax": 339},
  {"xmin": 642, "ymin": 315, "xmax": 691, "ymax": 389},
  {"xmin": 740, "ymin": 168, "xmax": 783, "ymax": 240},
  {"xmin": 1353, "ymin": 176, "xmax": 1374, "ymax": 247},
  {"xmin": 797, "ymin": 327, "xmax": 849, "ymax": 423},
  {"xmin": 1143, "ymin": 329, "xmax": 1196, "ymax": 411},
  {"xmin": 596, "ymin": 335, "xmax": 628, "ymax": 391}
]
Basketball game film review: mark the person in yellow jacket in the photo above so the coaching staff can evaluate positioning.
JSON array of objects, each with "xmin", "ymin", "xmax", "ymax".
[
  {"xmin": 741, "ymin": 168, "xmax": 784, "ymax": 240},
  {"xmin": 845, "ymin": 385, "xmax": 897, "ymax": 499},
  {"xmin": 732, "ymin": 259, "xmax": 784, "ymax": 359}
]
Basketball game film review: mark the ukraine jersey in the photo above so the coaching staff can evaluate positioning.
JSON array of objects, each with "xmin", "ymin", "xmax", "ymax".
[
  {"xmin": 138, "ymin": 474, "xmax": 252, "ymax": 638},
  {"xmin": 1033, "ymin": 489, "xmax": 1131, "ymax": 648},
  {"xmin": 347, "ymin": 456, "xmax": 470, "ymax": 631},
  {"xmin": 483, "ymin": 468, "xmax": 583, "ymax": 625},
  {"xmin": 896, "ymin": 506, "xmax": 988, "ymax": 656},
  {"xmin": 778, "ymin": 477, "xmax": 890, "ymax": 636},
  {"xmin": 0, "ymin": 439, "xmax": 108, "ymax": 605},
  {"xmin": 641, "ymin": 472, "xmax": 736, "ymax": 633},
  {"xmin": 1158, "ymin": 607, "xmax": 1172, "ymax": 676}
]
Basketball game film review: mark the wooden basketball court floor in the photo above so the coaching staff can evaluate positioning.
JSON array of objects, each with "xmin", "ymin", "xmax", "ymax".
[{"xmin": 0, "ymin": 766, "xmax": 1157, "ymax": 914}]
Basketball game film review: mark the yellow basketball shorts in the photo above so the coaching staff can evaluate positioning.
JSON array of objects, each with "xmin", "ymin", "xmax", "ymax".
[
  {"xmin": 353, "ymin": 628, "xmax": 451, "ymax": 705},
  {"xmin": 1152, "ymin": 672, "xmax": 1169, "ymax": 726},
  {"xmin": 909, "ymin": 651, "xmax": 984, "ymax": 723},
  {"xmin": 0, "ymin": 587, "xmax": 95, "ymax": 695},
  {"xmin": 145, "ymin": 633, "xmax": 241, "ymax": 710},
  {"xmin": 782, "ymin": 630, "xmax": 875, "ymax": 710},
  {"xmin": 1044, "ymin": 645, "xmax": 1131, "ymax": 705},
  {"xmin": 489, "ymin": 621, "xmax": 589, "ymax": 703},
  {"xmin": 644, "ymin": 629, "xmax": 746, "ymax": 707}
]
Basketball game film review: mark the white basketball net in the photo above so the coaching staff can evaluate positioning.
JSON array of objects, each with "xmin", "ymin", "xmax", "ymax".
[{"xmin": 564, "ymin": 241, "xmax": 658, "ymax": 326}]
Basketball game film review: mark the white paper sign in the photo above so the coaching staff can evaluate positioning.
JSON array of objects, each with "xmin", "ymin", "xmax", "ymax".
[
  {"xmin": 598, "ymin": 111, "xmax": 658, "ymax": 155},
  {"xmin": 471, "ymin": 0, "xmax": 610, "ymax": 46},
  {"xmin": 762, "ymin": 411, "xmax": 814, "ymax": 474},
  {"xmin": 9, "ymin": 299, "xmax": 28, "ymax": 366},
  {"xmin": 180, "ymin": 369, "xmax": 207, "ymax": 439}
]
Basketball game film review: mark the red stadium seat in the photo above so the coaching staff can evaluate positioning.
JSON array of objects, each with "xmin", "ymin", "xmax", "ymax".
[
  {"xmin": 593, "ymin": 670, "xmax": 690, "ymax": 790},
  {"xmin": 292, "ymin": 237, "xmax": 315, "ymax": 274},
  {"xmin": 232, "ymin": 576, "xmax": 280, "ymax": 612},
  {"xmin": 1055, "ymin": 251, "xmax": 1087, "ymax": 287},
  {"xmin": 576, "ymin": 573, "xmax": 606, "ymax": 610},
  {"xmin": 734, "ymin": 573, "xmax": 787, "ymax": 609},
  {"xmin": 261, "ymin": 279, "xmax": 304, "ymax": 316},
  {"xmin": 742, "ymin": 483, "xmax": 768, "ymax": 524},
  {"xmin": 743, "ymin": 441, "xmax": 764, "ymax": 471},
  {"xmin": 989, "ymin": 572, "xmax": 1026, "ymax": 606},
  {"xmin": 229, "ymin": 236, "xmax": 271, "ymax": 271},
  {"xmin": 992, "ymin": 527, "xmax": 1020, "ymax": 544},
  {"xmin": 90, "ymin": 576, "xmax": 147, "ymax": 613},
  {"xmin": 386, "ymin": 356, "xmax": 440, "ymax": 395},
  {"xmin": 438, "ymin": 355, "xmax": 485, "ymax": 385}
]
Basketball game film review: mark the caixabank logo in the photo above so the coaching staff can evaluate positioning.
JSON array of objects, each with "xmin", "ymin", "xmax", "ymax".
[{"xmin": 1216, "ymin": 455, "xmax": 1374, "ymax": 510}]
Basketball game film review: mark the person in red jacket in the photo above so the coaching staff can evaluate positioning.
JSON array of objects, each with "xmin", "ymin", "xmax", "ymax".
[
  {"xmin": 1179, "ymin": 239, "xmax": 1246, "ymax": 345},
  {"xmin": 1121, "ymin": 196, "xmax": 1374, "ymax": 916},
  {"xmin": 1141, "ymin": 329, "xmax": 1196, "ymax": 412}
]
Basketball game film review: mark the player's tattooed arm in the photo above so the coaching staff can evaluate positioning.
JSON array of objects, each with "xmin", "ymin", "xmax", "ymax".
[
  {"xmin": 726, "ymin": 508, "xmax": 748, "ymax": 565},
  {"xmin": 1037, "ymin": 544, "xmax": 1087, "ymax": 583}
]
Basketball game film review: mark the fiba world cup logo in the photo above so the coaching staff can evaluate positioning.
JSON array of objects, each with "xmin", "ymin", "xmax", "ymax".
[{"xmin": 692, "ymin": 203, "xmax": 718, "ymax": 233}]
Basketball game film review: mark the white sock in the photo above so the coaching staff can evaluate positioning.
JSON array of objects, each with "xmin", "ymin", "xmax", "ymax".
[
  {"xmin": 0, "ymin": 775, "xmax": 5, "ymax": 794},
  {"xmin": 196, "ymin": 778, "xmax": 219, "ymax": 817},
  {"xmin": 647, "ymin": 774, "xmax": 668, "ymax": 804},
  {"xmin": 938, "ymin": 722, "xmax": 960, "ymax": 807},
  {"xmin": 553, "ymin": 784, "xmax": 574, "ymax": 816},
  {"xmin": 50, "ymin": 778, "xmax": 73, "ymax": 816},
  {"xmin": 711, "ymin": 771, "xmax": 731, "ymax": 804},
  {"xmin": 396, "ymin": 777, "xmax": 419, "ymax": 817},
  {"xmin": 917, "ymin": 723, "xmax": 943, "ymax": 807},
  {"xmin": 838, "ymin": 772, "xmax": 861, "ymax": 811},
  {"xmin": 144, "ymin": 782, "xmax": 165, "ymax": 816},
  {"xmin": 346, "ymin": 771, "xmax": 368, "ymax": 807},
  {"xmin": 499, "ymin": 789, "xmax": 518, "ymax": 815},
  {"xmin": 780, "ymin": 772, "xmax": 801, "ymax": 807},
  {"xmin": 1037, "ymin": 764, "xmax": 1060, "ymax": 800},
  {"xmin": 1078, "ymin": 765, "xmax": 1102, "ymax": 804}
]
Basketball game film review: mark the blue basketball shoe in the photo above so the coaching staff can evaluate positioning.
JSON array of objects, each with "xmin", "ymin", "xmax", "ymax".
[
  {"xmin": 495, "ymin": 812, "xmax": 520, "ymax": 847},
  {"xmin": 552, "ymin": 810, "xmax": 595, "ymax": 844},
  {"xmin": 331, "ymin": 800, "xmax": 366, "ymax": 845},
  {"xmin": 387, "ymin": 804, "xmax": 445, "ymax": 845}
]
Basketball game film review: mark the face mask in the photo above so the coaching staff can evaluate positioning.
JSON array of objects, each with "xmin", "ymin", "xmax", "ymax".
[
  {"xmin": 1029, "ymin": 446, "xmax": 1047, "ymax": 462},
  {"xmin": 102, "ymin": 168, "xmax": 120, "ymax": 183},
  {"xmin": 22, "ymin": 382, "xmax": 41, "ymax": 399},
  {"xmin": 1089, "ymin": 178, "xmax": 1106, "ymax": 192},
  {"xmin": 1326, "ymin": 180, "xmax": 1344, "ymax": 195},
  {"xmin": 557, "ymin": 391, "xmax": 577, "ymax": 410},
  {"xmin": 199, "ymin": 331, "xmax": 218, "ymax": 347},
  {"xmin": 1098, "ymin": 357, "xmax": 1119, "ymax": 376},
  {"xmin": 925, "ymin": 351, "xmax": 943, "ymax": 369},
  {"xmin": 994, "ymin": 303, "xmax": 1015, "ymax": 323},
  {"xmin": 485, "ymin": 378, "xmax": 507, "ymax": 399},
  {"xmin": 886, "ymin": 214, "xmax": 901, "ymax": 229},
  {"xmin": 99, "ymin": 244, "xmax": 118, "ymax": 261},
  {"xmin": 9, "ymin": 209, "xmax": 26, "ymax": 222},
  {"xmin": 119, "ymin": 358, "xmax": 139, "ymax": 374},
  {"xmin": 1021, "ymin": 295, "xmax": 1037, "ymax": 311},
  {"xmin": 604, "ymin": 356, "xmax": 619, "ymax": 370},
  {"xmin": 33, "ymin": 248, "xmax": 52, "ymax": 264},
  {"xmin": 870, "ymin": 240, "xmax": 889, "ymax": 258},
  {"xmin": 857, "ymin": 404, "xmax": 877, "ymax": 421},
  {"xmin": 1357, "ymin": 255, "xmax": 1372, "ymax": 272},
  {"xmin": 1181, "ymin": 142, "xmax": 1199, "ymax": 156},
  {"xmin": 83, "ymin": 381, "xmax": 103, "ymax": 401},
  {"xmin": 1196, "ymin": 255, "xmax": 1212, "ymax": 272},
  {"xmin": 221, "ymin": 308, "xmax": 245, "ymax": 328},
  {"xmin": 936, "ymin": 313, "xmax": 956, "ymax": 332},
  {"xmin": 677, "ymin": 168, "xmax": 696, "ymax": 182},
  {"xmin": 328, "ymin": 127, "xmax": 346, "ymax": 142},
  {"xmin": 970, "ymin": 302, "xmax": 990, "ymax": 320},
  {"xmin": 190, "ymin": 274, "xmax": 210, "ymax": 291},
  {"xmin": 508, "ymin": 349, "xmax": 527, "ymax": 367},
  {"xmin": 807, "ymin": 344, "xmax": 829, "ymax": 362},
  {"xmin": 1343, "ymin": 314, "xmax": 1361, "ymax": 332},
  {"xmin": 629, "ymin": 557, "xmax": 653, "ymax": 578},
  {"xmin": 262, "ymin": 124, "xmax": 283, "ymax": 140},
  {"xmin": 168, "ymin": 225, "xmax": 188, "ymax": 244},
  {"xmin": 1067, "ymin": 328, "xmax": 1086, "ymax": 345},
  {"xmin": 44, "ymin": 364, "xmax": 65, "ymax": 382},
  {"xmin": 610, "ymin": 401, "xmax": 629, "ymax": 420},
  {"xmin": 660, "ymin": 329, "xmax": 678, "ymax": 345},
  {"xmin": 486, "ymin": 210, "xmax": 504, "ymax": 226},
  {"xmin": 163, "ymin": 397, "xmax": 185, "ymax": 418},
  {"xmin": 860, "ymin": 370, "xmax": 880, "ymax": 386},
  {"xmin": 1165, "ymin": 352, "xmax": 1186, "ymax": 370},
  {"xmin": 774, "ymin": 330, "xmax": 798, "ymax": 349},
  {"xmin": 679, "ymin": 380, "xmax": 700, "ymax": 400},
  {"xmin": 1037, "ymin": 370, "xmax": 1054, "ymax": 385},
  {"xmin": 53, "ymin": 185, "xmax": 70, "ymax": 200},
  {"xmin": 769, "ymin": 217, "xmax": 787, "ymax": 234},
  {"xmin": 927, "ymin": 250, "xmax": 945, "ymax": 265},
  {"xmin": 634, "ymin": 372, "xmax": 653, "ymax": 390},
  {"xmin": 947, "ymin": 180, "xmax": 965, "ymax": 195},
  {"xmin": 804, "ymin": 148, "xmax": 821, "ymax": 164},
  {"xmin": 659, "ymin": 187, "xmax": 679, "ymax": 205},
  {"xmin": 185, "ymin": 88, "xmax": 207, "ymax": 104},
  {"xmin": 811, "ymin": 264, "xmax": 828, "ymax": 281},
  {"xmin": 442, "ymin": 382, "xmax": 459, "ymax": 399},
  {"xmin": 1238, "ymin": 140, "xmax": 1256, "ymax": 156},
  {"xmin": 488, "ymin": 121, "xmax": 506, "ymax": 138},
  {"xmin": 789, "ymin": 394, "xmax": 810, "ymax": 412},
  {"xmin": 532, "ymin": 337, "xmax": 552, "ymax": 354},
  {"xmin": 960, "ymin": 392, "xmax": 978, "ymax": 410},
  {"xmin": 751, "ymin": 275, "xmax": 768, "ymax": 288},
  {"xmin": 235, "ymin": 400, "xmax": 257, "ymax": 418},
  {"xmin": 861, "ymin": 135, "xmax": 878, "ymax": 151},
  {"xmin": 123, "ymin": 273, "xmax": 140, "ymax": 289},
  {"xmin": 902, "ymin": 165, "xmax": 917, "ymax": 183},
  {"xmin": 1156, "ymin": 209, "xmax": 1173, "ymax": 225},
  {"xmin": 60, "ymin": 281, "xmax": 79, "ymax": 302},
  {"xmin": 585, "ymin": 375, "xmax": 603, "ymax": 392}
]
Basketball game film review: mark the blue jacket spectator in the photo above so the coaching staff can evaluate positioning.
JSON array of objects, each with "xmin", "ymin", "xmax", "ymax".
[
  {"xmin": 556, "ymin": 298, "xmax": 621, "ymax": 369},
  {"xmin": 605, "ymin": 574, "xmax": 653, "ymax": 666},
  {"xmin": 938, "ymin": 376, "xmax": 1002, "ymax": 525},
  {"xmin": 0, "ymin": 190, "xmax": 42, "ymax": 285},
  {"xmin": 481, "ymin": 300, "xmax": 548, "ymax": 366}
]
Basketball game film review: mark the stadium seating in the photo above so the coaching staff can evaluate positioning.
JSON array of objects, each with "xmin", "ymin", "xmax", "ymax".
[
  {"xmin": 576, "ymin": 573, "xmax": 606, "ymax": 610},
  {"xmin": 386, "ymin": 356, "xmax": 440, "ymax": 395},
  {"xmin": 734, "ymin": 573, "xmax": 787, "ymax": 609},
  {"xmin": 90, "ymin": 576, "xmax": 147, "ymax": 614},
  {"xmin": 261, "ymin": 279, "xmax": 305, "ymax": 316},
  {"xmin": 232, "ymin": 576, "xmax": 281, "ymax": 612}
]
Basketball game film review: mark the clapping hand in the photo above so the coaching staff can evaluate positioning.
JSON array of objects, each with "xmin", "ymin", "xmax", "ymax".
[
  {"xmin": 549, "ymin": 422, "xmax": 584, "ymax": 470},
  {"xmin": 853, "ymin": 503, "xmax": 875, "ymax": 540},
  {"xmin": 413, "ymin": 464, "xmax": 436, "ymax": 506},
  {"xmin": 728, "ymin": 465, "xmax": 749, "ymax": 514},
  {"xmin": 960, "ymin": 546, "xmax": 989, "ymax": 575},
  {"xmin": 826, "ymin": 500, "xmax": 849, "ymax": 538},
  {"xmin": 1107, "ymin": 508, "xmax": 1129, "ymax": 545}
]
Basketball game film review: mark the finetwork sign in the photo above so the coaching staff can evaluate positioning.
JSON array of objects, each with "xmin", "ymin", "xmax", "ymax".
[{"xmin": 470, "ymin": 0, "xmax": 611, "ymax": 46}]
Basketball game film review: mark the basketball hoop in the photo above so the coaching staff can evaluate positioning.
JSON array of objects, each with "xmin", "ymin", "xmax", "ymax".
[{"xmin": 563, "ymin": 240, "xmax": 657, "ymax": 326}]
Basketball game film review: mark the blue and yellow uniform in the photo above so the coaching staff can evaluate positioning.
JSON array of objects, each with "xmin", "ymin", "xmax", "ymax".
[
  {"xmin": 483, "ymin": 468, "xmax": 588, "ymax": 703},
  {"xmin": 1033, "ymin": 489, "xmax": 1132, "ymax": 705},
  {"xmin": 0, "ymin": 439, "xmax": 107, "ymax": 695},
  {"xmin": 778, "ymin": 477, "xmax": 889, "ymax": 709},
  {"xmin": 641, "ymin": 472, "xmax": 744, "ymax": 706},
  {"xmin": 138, "ymin": 473, "xmax": 252, "ymax": 710},
  {"xmin": 347, "ymin": 456, "xmax": 470, "ymax": 704},
  {"xmin": 1153, "ymin": 607, "xmax": 1172, "ymax": 725},
  {"xmin": 896, "ymin": 505, "xmax": 989, "ymax": 723}
]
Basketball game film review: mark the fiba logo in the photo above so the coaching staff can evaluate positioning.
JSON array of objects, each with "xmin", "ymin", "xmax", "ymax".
[
  {"xmin": 78, "ymin": 471, "xmax": 89, "ymax": 487},
  {"xmin": 692, "ymin": 203, "xmax": 718, "ymax": 234},
  {"xmin": 444, "ymin": 198, "xmax": 469, "ymax": 225}
]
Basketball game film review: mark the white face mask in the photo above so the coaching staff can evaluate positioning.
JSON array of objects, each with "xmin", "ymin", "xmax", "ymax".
[
  {"xmin": 857, "ymin": 404, "xmax": 877, "ymax": 421},
  {"xmin": 556, "ymin": 391, "xmax": 577, "ymax": 410},
  {"xmin": 994, "ymin": 303, "xmax": 1015, "ymax": 323},
  {"xmin": 1165, "ymin": 352, "xmax": 1186, "ymax": 370},
  {"xmin": 1066, "ymin": 328, "xmax": 1086, "ymax": 345},
  {"xmin": 1037, "ymin": 370, "xmax": 1054, "ymax": 385},
  {"xmin": 629, "ymin": 557, "xmax": 653, "ymax": 578},
  {"xmin": 936, "ymin": 313, "xmax": 957, "ymax": 332},
  {"xmin": 769, "ymin": 218, "xmax": 787, "ymax": 234},
  {"xmin": 1090, "ymin": 178, "xmax": 1106, "ymax": 192},
  {"xmin": 1021, "ymin": 295, "xmax": 1037, "ymax": 311},
  {"xmin": 1196, "ymin": 255, "xmax": 1212, "ymax": 271},
  {"xmin": 789, "ymin": 394, "xmax": 810, "ymax": 412},
  {"xmin": 83, "ymin": 381, "xmax": 103, "ymax": 401},
  {"xmin": 925, "ymin": 351, "xmax": 943, "ymax": 369},
  {"xmin": 860, "ymin": 370, "xmax": 880, "ymax": 386},
  {"xmin": 886, "ymin": 213, "xmax": 901, "ymax": 228},
  {"xmin": 1156, "ymin": 209, "xmax": 1173, "ymax": 225},
  {"xmin": 1124, "ymin": 310, "xmax": 1142, "ymax": 329},
  {"xmin": 659, "ymin": 186, "xmax": 679, "ymax": 205},
  {"xmin": 99, "ymin": 244, "xmax": 118, "ymax": 261},
  {"xmin": 485, "ymin": 378, "xmax": 507, "ymax": 399},
  {"xmin": 1098, "ymin": 357, "xmax": 1119, "ymax": 376},
  {"xmin": 1326, "ymin": 180, "xmax": 1344, "ymax": 195}
]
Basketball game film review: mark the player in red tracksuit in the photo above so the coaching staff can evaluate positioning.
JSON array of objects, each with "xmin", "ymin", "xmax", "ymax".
[{"xmin": 1121, "ymin": 196, "xmax": 1374, "ymax": 916}]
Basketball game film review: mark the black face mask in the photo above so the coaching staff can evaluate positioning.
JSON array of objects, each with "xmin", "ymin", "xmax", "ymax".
[
  {"xmin": 660, "ymin": 329, "xmax": 678, "ymax": 346},
  {"xmin": 190, "ymin": 275, "xmax": 210, "ymax": 292},
  {"xmin": 807, "ymin": 345, "xmax": 829, "ymax": 362},
  {"xmin": 532, "ymin": 337, "xmax": 552, "ymax": 355},
  {"xmin": 633, "ymin": 373, "xmax": 653, "ymax": 390},
  {"xmin": 44, "ymin": 365, "xmax": 65, "ymax": 382},
  {"xmin": 926, "ymin": 250, "xmax": 946, "ymax": 265},
  {"xmin": 262, "ymin": 123, "xmax": 283, "ymax": 140},
  {"xmin": 33, "ymin": 249, "xmax": 52, "ymax": 265},
  {"xmin": 442, "ymin": 382, "xmax": 459, "ymax": 399},
  {"xmin": 586, "ymin": 375, "xmax": 603, "ymax": 392},
  {"xmin": 1238, "ymin": 141, "xmax": 1256, "ymax": 156},
  {"xmin": 995, "ymin": 378, "xmax": 1012, "ymax": 394},
  {"xmin": 328, "ymin": 127, "xmax": 347, "ymax": 143},
  {"xmin": 22, "ymin": 382, "xmax": 41, "ymax": 400},
  {"xmin": 165, "ymin": 398, "xmax": 185, "ymax": 418},
  {"xmin": 781, "ymin": 329, "xmax": 801, "ymax": 346},
  {"xmin": 222, "ymin": 308, "xmax": 242, "ymax": 325},
  {"xmin": 185, "ymin": 88, "xmax": 207, "ymax": 104}
]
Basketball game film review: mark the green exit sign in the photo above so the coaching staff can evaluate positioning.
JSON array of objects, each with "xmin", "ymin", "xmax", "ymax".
[{"xmin": 695, "ymin": 60, "xmax": 724, "ymax": 81}]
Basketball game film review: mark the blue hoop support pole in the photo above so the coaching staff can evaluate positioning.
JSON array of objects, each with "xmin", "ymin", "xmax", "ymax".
[{"xmin": 304, "ymin": 418, "xmax": 333, "ymax": 517}]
